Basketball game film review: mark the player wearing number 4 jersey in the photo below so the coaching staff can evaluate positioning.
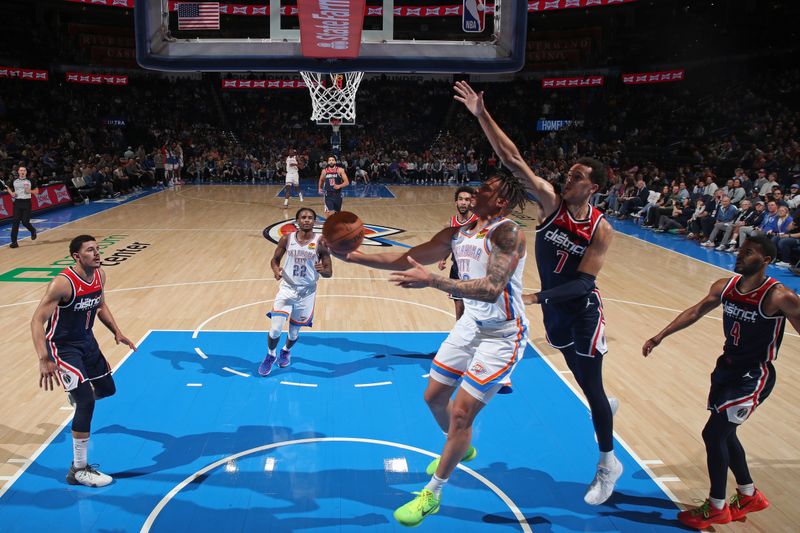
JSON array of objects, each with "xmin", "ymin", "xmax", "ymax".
[
  {"xmin": 454, "ymin": 80, "xmax": 621, "ymax": 505},
  {"xmin": 30, "ymin": 235, "xmax": 137, "ymax": 488},
  {"xmin": 260, "ymin": 208, "xmax": 332, "ymax": 376},
  {"xmin": 643, "ymin": 234, "xmax": 800, "ymax": 530}
]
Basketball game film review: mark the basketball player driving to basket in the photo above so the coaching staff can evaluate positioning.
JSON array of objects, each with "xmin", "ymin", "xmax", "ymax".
[{"xmin": 334, "ymin": 172, "xmax": 528, "ymax": 527}]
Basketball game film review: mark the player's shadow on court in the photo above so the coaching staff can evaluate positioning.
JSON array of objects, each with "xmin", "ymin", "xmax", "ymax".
[
  {"xmin": 474, "ymin": 463, "xmax": 679, "ymax": 530},
  {"xmin": 95, "ymin": 424, "xmax": 325, "ymax": 477},
  {"xmin": 286, "ymin": 336, "xmax": 434, "ymax": 378},
  {"xmin": 151, "ymin": 350, "xmax": 255, "ymax": 378}
]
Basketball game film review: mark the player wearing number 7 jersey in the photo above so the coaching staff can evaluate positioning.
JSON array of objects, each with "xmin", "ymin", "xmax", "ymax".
[
  {"xmin": 453, "ymin": 80, "xmax": 621, "ymax": 505},
  {"xmin": 643, "ymin": 234, "xmax": 800, "ymax": 529},
  {"xmin": 260, "ymin": 208, "xmax": 332, "ymax": 376}
]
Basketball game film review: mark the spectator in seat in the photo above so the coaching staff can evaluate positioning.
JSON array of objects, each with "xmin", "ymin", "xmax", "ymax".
[
  {"xmin": 655, "ymin": 196, "xmax": 694, "ymax": 233},
  {"xmin": 618, "ymin": 178, "xmax": 649, "ymax": 219},
  {"xmin": 702, "ymin": 195, "xmax": 739, "ymax": 247},
  {"xmin": 769, "ymin": 205, "xmax": 794, "ymax": 257},
  {"xmin": 739, "ymin": 200, "xmax": 779, "ymax": 249},
  {"xmin": 775, "ymin": 211, "xmax": 800, "ymax": 267},
  {"xmin": 723, "ymin": 199, "xmax": 765, "ymax": 253},
  {"xmin": 687, "ymin": 198, "xmax": 708, "ymax": 239}
]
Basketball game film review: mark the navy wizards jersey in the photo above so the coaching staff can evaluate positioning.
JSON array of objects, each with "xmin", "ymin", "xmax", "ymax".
[
  {"xmin": 720, "ymin": 275, "xmax": 785, "ymax": 367},
  {"xmin": 45, "ymin": 267, "xmax": 103, "ymax": 345},
  {"xmin": 535, "ymin": 201, "xmax": 604, "ymax": 301},
  {"xmin": 323, "ymin": 168, "xmax": 343, "ymax": 196}
]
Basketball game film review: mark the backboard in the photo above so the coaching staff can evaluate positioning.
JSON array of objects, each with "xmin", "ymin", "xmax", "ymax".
[{"xmin": 135, "ymin": 0, "xmax": 527, "ymax": 74}]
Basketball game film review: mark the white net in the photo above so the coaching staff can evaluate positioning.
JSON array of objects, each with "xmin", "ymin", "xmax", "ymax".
[{"xmin": 300, "ymin": 71, "xmax": 364, "ymax": 124}]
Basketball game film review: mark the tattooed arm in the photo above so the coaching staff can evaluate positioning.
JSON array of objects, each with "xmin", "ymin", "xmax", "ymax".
[{"xmin": 390, "ymin": 221, "xmax": 526, "ymax": 303}]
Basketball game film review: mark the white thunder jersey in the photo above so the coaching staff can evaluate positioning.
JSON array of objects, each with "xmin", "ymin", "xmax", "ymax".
[
  {"xmin": 281, "ymin": 232, "xmax": 321, "ymax": 289},
  {"xmin": 452, "ymin": 217, "xmax": 527, "ymax": 324},
  {"xmin": 286, "ymin": 156, "xmax": 299, "ymax": 178}
]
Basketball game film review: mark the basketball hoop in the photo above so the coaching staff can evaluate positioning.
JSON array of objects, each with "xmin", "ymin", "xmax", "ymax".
[{"xmin": 300, "ymin": 71, "xmax": 364, "ymax": 125}]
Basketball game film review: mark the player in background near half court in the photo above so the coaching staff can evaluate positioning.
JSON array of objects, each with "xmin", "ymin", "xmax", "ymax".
[
  {"xmin": 284, "ymin": 148, "xmax": 304, "ymax": 208},
  {"xmin": 318, "ymin": 155, "xmax": 349, "ymax": 213},
  {"xmin": 336, "ymin": 172, "xmax": 528, "ymax": 527},
  {"xmin": 438, "ymin": 186, "xmax": 478, "ymax": 321},
  {"xmin": 454, "ymin": 80, "xmax": 621, "ymax": 505},
  {"xmin": 259, "ymin": 208, "xmax": 332, "ymax": 376},
  {"xmin": 643, "ymin": 234, "xmax": 800, "ymax": 529},
  {"xmin": 30, "ymin": 234, "xmax": 137, "ymax": 487}
]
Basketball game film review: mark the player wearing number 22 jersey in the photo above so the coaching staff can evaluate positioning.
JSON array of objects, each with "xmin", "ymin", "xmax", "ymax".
[{"xmin": 259, "ymin": 207, "xmax": 332, "ymax": 376}]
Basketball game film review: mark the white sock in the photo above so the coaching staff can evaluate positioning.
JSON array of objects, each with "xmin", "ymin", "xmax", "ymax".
[
  {"xmin": 738, "ymin": 483, "xmax": 755, "ymax": 496},
  {"xmin": 424, "ymin": 474, "xmax": 448, "ymax": 499},
  {"xmin": 299, "ymin": 193, "xmax": 304, "ymax": 201},
  {"xmin": 599, "ymin": 451, "xmax": 616, "ymax": 468},
  {"xmin": 709, "ymin": 496, "xmax": 725, "ymax": 510},
  {"xmin": 283, "ymin": 199, "xmax": 288, "ymax": 206},
  {"xmin": 73, "ymin": 437, "xmax": 89, "ymax": 469},
  {"xmin": 268, "ymin": 347, "xmax": 276, "ymax": 356},
  {"xmin": 282, "ymin": 345, "xmax": 290, "ymax": 353}
]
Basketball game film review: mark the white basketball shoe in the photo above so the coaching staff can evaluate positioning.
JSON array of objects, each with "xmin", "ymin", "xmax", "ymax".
[{"xmin": 66, "ymin": 464, "xmax": 113, "ymax": 487}]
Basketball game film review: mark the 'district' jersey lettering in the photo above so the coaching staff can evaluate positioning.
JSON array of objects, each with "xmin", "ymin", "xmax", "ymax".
[
  {"xmin": 722, "ymin": 301, "xmax": 758, "ymax": 323},
  {"xmin": 543, "ymin": 228, "xmax": 587, "ymax": 255},
  {"xmin": 73, "ymin": 295, "xmax": 102, "ymax": 312}
]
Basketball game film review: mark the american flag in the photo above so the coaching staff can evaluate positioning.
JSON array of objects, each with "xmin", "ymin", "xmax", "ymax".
[{"xmin": 177, "ymin": 2, "xmax": 220, "ymax": 31}]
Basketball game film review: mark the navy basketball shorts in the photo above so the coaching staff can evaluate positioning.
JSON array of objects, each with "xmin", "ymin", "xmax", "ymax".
[
  {"xmin": 47, "ymin": 337, "xmax": 112, "ymax": 392},
  {"xmin": 708, "ymin": 361, "xmax": 776, "ymax": 424},
  {"xmin": 325, "ymin": 195, "xmax": 343, "ymax": 212},
  {"xmin": 542, "ymin": 290, "xmax": 607, "ymax": 357},
  {"xmin": 448, "ymin": 261, "xmax": 462, "ymax": 301}
]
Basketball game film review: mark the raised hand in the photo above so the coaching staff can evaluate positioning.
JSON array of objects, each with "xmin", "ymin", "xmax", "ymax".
[{"xmin": 453, "ymin": 81, "xmax": 486, "ymax": 117}]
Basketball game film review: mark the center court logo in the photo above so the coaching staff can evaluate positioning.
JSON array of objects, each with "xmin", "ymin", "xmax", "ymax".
[{"xmin": 262, "ymin": 219, "xmax": 405, "ymax": 247}]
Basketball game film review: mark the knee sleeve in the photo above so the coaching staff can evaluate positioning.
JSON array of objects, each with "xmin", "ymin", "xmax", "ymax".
[
  {"xmin": 70, "ymin": 382, "xmax": 96, "ymax": 433},
  {"xmin": 92, "ymin": 374, "xmax": 116, "ymax": 399},
  {"xmin": 269, "ymin": 313, "xmax": 287, "ymax": 339},
  {"xmin": 288, "ymin": 323, "xmax": 301, "ymax": 341}
]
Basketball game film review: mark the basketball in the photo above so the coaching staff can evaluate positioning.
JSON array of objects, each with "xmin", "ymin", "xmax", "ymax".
[{"xmin": 322, "ymin": 211, "xmax": 364, "ymax": 255}]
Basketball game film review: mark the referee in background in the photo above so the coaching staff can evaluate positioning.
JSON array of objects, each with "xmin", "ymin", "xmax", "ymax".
[{"xmin": 5, "ymin": 165, "xmax": 38, "ymax": 248}]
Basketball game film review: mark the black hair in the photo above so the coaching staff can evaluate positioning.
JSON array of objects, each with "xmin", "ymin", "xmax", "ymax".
[
  {"xmin": 295, "ymin": 207, "xmax": 317, "ymax": 221},
  {"xmin": 745, "ymin": 233, "xmax": 777, "ymax": 261},
  {"xmin": 454, "ymin": 186, "xmax": 475, "ymax": 201},
  {"xmin": 69, "ymin": 235, "xmax": 96, "ymax": 256},
  {"xmin": 576, "ymin": 157, "xmax": 607, "ymax": 189},
  {"xmin": 489, "ymin": 170, "xmax": 528, "ymax": 212},
  {"xmin": 327, "ymin": 154, "xmax": 337, "ymax": 161}
]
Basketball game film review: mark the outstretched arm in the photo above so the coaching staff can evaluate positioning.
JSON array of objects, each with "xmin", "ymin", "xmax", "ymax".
[
  {"xmin": 453, "ymin": 81, "xmax": 559, "ymax": 218},
  {"xmin": 340, "ymin": 227, "xmax": 455, "ymax": 271},
  {"xmin": 642, "ymin": 278, "xmax": 728, "ymax": 357},
  {"xmin": 391, "ymin": 222, "xmax": 526, "ymax": 303}
]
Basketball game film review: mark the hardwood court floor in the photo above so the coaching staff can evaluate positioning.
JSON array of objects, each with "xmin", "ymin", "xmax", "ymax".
[{"xmin": 0, "ymin": 185, "xmax": 797, "ymax": 531}]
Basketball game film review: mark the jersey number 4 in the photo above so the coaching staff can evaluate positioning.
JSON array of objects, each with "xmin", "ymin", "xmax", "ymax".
[
  {"xmin": 554, "ymin": 250, "xmax": 569, "ymax": 274},
  {"xmin": 729, "ymin": 321, "xmax": 741, "ymax": 346}
]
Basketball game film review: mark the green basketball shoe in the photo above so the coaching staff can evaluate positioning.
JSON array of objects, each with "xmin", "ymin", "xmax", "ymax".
[
  {"xmin": 425, "ymin": 445, "xmax": 477, "ymax": 476},
  {"xmin": 393, "ymin": 489, "xmax": 440, "ymax": 527}
]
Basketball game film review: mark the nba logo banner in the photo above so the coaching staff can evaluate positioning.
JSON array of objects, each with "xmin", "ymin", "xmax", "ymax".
[{"xmin": 463, "ymin": 0, "xmax": 485, "ymax": 33}]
